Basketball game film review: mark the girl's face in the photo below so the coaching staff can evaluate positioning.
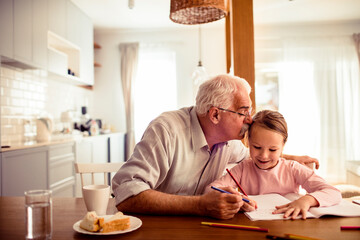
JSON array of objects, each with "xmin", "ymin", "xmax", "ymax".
[{"xmin": 248, "ymin": 124, "xmax": 285, "ymax": 170}]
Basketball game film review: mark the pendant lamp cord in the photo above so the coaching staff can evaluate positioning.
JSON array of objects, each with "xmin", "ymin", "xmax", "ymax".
[{"xmin": 198, "ymin": 25, "xmax": 202, "ymax": 67}]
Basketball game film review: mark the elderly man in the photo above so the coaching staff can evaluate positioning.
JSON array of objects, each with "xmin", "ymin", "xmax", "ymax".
[{"xmin": 112, "ymin": 74, "xmax": 318, "ymax": 219}]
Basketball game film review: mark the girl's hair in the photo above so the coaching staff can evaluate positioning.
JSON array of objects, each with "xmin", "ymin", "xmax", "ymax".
[
  {"xmin": 248, "ymin": 110, "xmax": 288, "ymax": 144},
  {"xmin": 195, "ymin": 74, "xmax": 251, "ymax": 116}
]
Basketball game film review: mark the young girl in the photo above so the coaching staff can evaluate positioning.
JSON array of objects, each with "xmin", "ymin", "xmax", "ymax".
[{"xmin": 206, "ymin": 110, "xmax": 342, "ymax": 219}]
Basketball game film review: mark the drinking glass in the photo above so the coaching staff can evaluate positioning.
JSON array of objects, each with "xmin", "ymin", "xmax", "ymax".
[{"xmin": 25, "ymin": 190, "xmax": 52, "ymax": 240}]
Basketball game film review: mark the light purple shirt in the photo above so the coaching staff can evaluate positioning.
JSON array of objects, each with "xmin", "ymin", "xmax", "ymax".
[
  {"xmin": 207, "ymin": 158, "xmax": 342, "ymax": 207},
  {"xmin": 112, "ymin": 107, "xmax": 249, "ymax": 205}
]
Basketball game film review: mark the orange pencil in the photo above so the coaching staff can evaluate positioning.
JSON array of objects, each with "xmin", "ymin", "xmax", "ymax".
[
  {"xmin": 201, "ymin": 222, "xmax": 268, "ymax": 232},
  {"xmin": 226, "ymin": 168, "xmax": 248, "ymax": 196}
]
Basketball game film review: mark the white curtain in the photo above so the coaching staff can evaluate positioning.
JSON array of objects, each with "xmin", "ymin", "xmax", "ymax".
[
  {"xmin": 134, "ymin": 44, "xmax": 177, "ymax": 143},
  {"xmin": 279, "ymin": 36, "xmax": 360, "ymax": 183},
  {"xmin": 354, "ymin": 33, "xmax": 360, "ymax": 64},
  {"xmin": 119, "ymin": 43, "xmax": 139, "ymax": 161}
]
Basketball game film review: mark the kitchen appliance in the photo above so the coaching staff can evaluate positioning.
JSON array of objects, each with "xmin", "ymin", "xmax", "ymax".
[{"xmin": 36, "ymin": 117, "xmax": 53, "ymax": 142}]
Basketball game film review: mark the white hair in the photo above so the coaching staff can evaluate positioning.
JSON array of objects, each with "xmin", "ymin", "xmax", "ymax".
[{"xmin": 195, "ymin": 74, "xmax": 251, "ymax": 116}]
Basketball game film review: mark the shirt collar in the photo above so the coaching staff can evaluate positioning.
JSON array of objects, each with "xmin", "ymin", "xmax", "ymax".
[{"xmin": 190, "ymin": 107, "xmax": 208, "ymax": 151}]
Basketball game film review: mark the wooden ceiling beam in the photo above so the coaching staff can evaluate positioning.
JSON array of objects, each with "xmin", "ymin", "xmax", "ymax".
[{"xmin": 226, "ymin": 0, "xmax": 256, "ymax": 109}]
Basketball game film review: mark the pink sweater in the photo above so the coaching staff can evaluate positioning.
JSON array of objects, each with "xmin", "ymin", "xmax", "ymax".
[{"xmin": 207, "ymin": 158, "xmax": 342, "ymax": 207}]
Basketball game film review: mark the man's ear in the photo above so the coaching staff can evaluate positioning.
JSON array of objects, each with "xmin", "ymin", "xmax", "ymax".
[{"xmin": 208, "ymin": 107, "xmax": 221, "ymax": 124}]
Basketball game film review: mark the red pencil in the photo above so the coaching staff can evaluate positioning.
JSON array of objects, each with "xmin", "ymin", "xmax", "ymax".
[
  {"xmin": 226, "ymin": 168, "xmax": 248, "ymax": 196},
  {"xmin": 340, "ymin": 226, "xmax": 360, "ymax": 230}
]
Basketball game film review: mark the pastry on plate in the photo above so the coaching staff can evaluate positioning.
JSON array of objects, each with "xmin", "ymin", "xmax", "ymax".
[
  {"xmin": 100, "ymin": 212, "xmax": 131, "ymax": 233},
  {"xmin": 79, "ymin": 211, "xmax": 104, "ymax": 232}
]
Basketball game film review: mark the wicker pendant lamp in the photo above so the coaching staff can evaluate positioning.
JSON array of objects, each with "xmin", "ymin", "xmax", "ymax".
[{"xmin": 170, "ymin": 0, "xmax": 228, "ymax": 25}]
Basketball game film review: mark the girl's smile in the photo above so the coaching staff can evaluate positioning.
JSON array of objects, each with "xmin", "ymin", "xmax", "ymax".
[{"xmin": 248, "ymin": 125, "xmax": 284, "ymax": 170}]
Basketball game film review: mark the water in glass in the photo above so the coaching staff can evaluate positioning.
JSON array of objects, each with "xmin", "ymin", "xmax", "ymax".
[{"xmin": 25, "ymin": 202, "xmax": 52, "ymax": 239}]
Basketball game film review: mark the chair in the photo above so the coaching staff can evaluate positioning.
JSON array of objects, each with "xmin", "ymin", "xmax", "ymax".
[{"xmin": 74, "ymin": 162, "xmax": 124, "ymax": 188}]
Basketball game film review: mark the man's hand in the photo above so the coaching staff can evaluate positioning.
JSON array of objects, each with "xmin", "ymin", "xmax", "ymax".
[
  {"xmin": 283, "ymin": 154, "xmax": 320, "ymax": 169},
  {"xmin": 272, "ymin": 195, "xmax": 319, "ymax": 219},
  {"xmin": 199, "ymin": 186, "xmax": 243, "ymax": 219}
]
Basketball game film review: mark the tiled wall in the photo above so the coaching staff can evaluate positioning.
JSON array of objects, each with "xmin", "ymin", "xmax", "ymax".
[{"xmin": 0, "ymin": 65, "xmax": 93, "ymax": 146}]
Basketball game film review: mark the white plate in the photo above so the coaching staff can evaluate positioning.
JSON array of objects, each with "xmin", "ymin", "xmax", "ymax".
[{"xmin": 73, "ymin": 215, "xmax": 142, "ymax": 235}]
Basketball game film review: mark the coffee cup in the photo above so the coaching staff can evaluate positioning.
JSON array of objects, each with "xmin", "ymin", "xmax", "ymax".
[{"xmin": 82, "ymin": 184, "xmax": 110, "ymax": 216}]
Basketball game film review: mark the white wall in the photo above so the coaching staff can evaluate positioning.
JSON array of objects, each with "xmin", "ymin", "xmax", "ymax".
[
  {"xmin": 92, "ymin": 20, "xmax": 360, "ymax": 133},
  {"xmin": 255, "ymin": 20, "xmax": 360, "ymax": 65},
  {"xmin": 93, "ymin": 26, "xmax": 227, "ymax": 133}
]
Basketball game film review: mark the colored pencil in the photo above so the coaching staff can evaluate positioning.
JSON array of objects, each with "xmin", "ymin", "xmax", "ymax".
[
  {"xmin": 210, "ymin": 186, "xmax": 250, "ymax": 203},
  {"xmin": 226, "ymin": 168, "xmax": 248, "ymax": 196},
  {"xmin": 201, "ymin": 222, "xmax": 268, "ymax": 232},
  {"xmin": 285, "ymin": 233, "xmax": 321, "ymax": 240},
  {"xmin": 266, "ymin": 235, "xmax": 293, "ymax": 240},
  {"xmin": 340, "ymin": 226, "xmax": 360, "ymax": 230}
]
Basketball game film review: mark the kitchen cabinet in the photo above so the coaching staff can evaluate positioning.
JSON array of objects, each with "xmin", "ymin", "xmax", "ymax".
[
  {"xmin": 48, "ymin": 0, "xmax": 67, "ymax": 39},
  {"xmin": 1, "ymin": 146, "xmax": 48, "ymax": 196},
  {"xmin": 66, "ymin": 1, "xmax": 94, "ymax": 85},
  {"xmin": 48, "ymin": 142, "xmax": 76, "ymax": 197},
  {"xmin": 1, "ymin": 0, "xmax": 93, "ymax": 85},
  {"xmin": 79, "ymin": 11, "xmax": 94, "ymax": 85},
  {"xmin": 0, "ymin": 0, "xmax": 14, "ymax": 59},
  {"xmin": 32, "ymin": 0, "xmax": 48, "ymax": 69},
  {"xmin": 1, "ymin": 142, "xmax": 76, "ymax": 197},
  {"xmin": 13, "ymin": 0, "xmax": 48, "ymax": 69},
  {"xmin": 13, "ymin": 0, "xmax": 32, "ymax": 64}
]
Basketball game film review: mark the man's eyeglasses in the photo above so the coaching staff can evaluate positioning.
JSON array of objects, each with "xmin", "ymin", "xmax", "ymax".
[{"xmin": 217, "ymin": 107, "xmax": 252, "ymax": 118}]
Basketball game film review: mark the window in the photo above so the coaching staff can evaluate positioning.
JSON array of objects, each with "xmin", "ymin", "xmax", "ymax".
[{"xmin": 134, "ymin": 47, "xmax": 177, "ymax": 143}]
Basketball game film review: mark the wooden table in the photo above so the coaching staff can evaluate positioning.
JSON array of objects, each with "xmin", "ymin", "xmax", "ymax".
[{"xmin": 0, "ymin": 197, "xmax": 359, "ymax": 240}]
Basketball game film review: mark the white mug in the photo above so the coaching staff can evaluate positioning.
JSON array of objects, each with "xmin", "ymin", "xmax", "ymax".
[{"xmin": 82, "ymin": 184, "xmax": 110, "ymax": 216}]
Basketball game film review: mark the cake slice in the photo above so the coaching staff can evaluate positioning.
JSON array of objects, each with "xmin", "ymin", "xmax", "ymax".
[
  {"xmin": 100, "ymin": 212, "xmax": 131, "ymax": 233},
  {"xmin": 79, "ymin": 211, "xmax": 104, "ymax": 232}
]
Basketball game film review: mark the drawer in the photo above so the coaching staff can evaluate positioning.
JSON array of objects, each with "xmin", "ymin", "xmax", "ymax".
[
  {"xmin": 49, "ymin": 142, "xmax": 75, "ymax": 161},
  {"xmin": 49, "ymin": 156, "xmax": 74, "ymax": 186},
  {"xmin": 51, "ymin": 178, "xmax": 75, "ymax": 197}
]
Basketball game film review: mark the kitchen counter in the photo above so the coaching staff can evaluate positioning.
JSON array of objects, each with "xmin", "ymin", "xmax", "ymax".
[{"xmin": 0, "ymin": 132, "xmax": 122, "ymax": 152}]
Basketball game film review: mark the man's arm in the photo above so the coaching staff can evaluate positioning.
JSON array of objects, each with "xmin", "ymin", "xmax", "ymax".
[
  {"xmin": 283, "ymin": 154, "xmax": 320, "ymax": 169},
  {"xmin": 116, "ymin": 187, "xmax": 244, "ymax": 220}
]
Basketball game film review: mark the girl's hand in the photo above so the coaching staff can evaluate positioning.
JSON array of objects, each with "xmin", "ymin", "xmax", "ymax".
[
  {"xmin": 272, "ymin": 195, "xmax": 319, "ymax": 219},
  {"xmin": 240, "ymin": 196, "xmax": 257, "ymax": 212}
]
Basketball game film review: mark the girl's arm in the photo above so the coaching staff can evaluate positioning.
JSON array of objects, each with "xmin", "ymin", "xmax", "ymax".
[{"xmin": 274, "ymin": 161, "xmax": 342, "ymax": 219}]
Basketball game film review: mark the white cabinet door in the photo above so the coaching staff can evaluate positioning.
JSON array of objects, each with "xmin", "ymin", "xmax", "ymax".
[
  {"xmin": 67, "ymin": 1, "xmax": 94, "ymax": 85},
  {"xmin": 66, "ymin": 1, "xmax": 81, "ymax": 46},
  {"xmin": 0, "ymin": 0, "xmax": 14, "ymax": 59},
  {"xmin": 79, "ymin": 12, "xmax": 94, "ymax": 85},
  {"xmin": 92, "ymin": 135, "xmax": 108, "ymax": 163},
  {"xmin": 13, "ymin": 0, "xmax": 32, "ymax": 64},
  {"xmin": 1, "ymin": 147, "xmax": 48, "ymax": 196},
  {"xmin": 109, "ymin": 133, "xmax": 125, "ymax": 163},
  {"xmin": 32, "ymin": 0, "xmax": 48, "ymax": 69},
  {"xmin": 48, "ymin": 0, "xmax": 67, "ymax": 39}
]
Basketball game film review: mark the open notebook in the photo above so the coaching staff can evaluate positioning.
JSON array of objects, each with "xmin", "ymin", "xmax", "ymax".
[{"xmin": 245, "ymin": 193, "xmax": 360, "ymax": 221}]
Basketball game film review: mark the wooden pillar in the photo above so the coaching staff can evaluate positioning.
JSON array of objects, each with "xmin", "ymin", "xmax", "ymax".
[{"xmin": 226, "ymin": 0, "xmax": 256, "ymax": 109}]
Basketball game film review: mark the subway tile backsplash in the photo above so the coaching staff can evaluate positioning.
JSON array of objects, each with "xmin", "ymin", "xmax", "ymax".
[{"xmin": 0, "ymin": 65, "xmax": 93, "ymax": 146}]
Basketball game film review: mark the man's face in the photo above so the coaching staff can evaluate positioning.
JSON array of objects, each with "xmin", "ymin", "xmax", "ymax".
[{"xmin": 217, "ymin": 88, "xmax": 252, "ymax": 141}]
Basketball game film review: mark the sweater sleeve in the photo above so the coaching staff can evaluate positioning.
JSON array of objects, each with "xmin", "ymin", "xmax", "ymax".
[{"xmin": 292, "ymin": 161, "xmax": 342, "ymax": 207}]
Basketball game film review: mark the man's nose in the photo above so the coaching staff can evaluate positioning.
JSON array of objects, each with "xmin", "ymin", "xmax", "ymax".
[{"xmin": 244, "ymin": 115, "xmax": 253, "ymax": 124}]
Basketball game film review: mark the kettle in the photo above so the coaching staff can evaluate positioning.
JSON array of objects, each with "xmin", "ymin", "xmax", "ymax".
[{"xmin": 36, "ymin": 117, "xmax": 53, "ymax": 142}]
